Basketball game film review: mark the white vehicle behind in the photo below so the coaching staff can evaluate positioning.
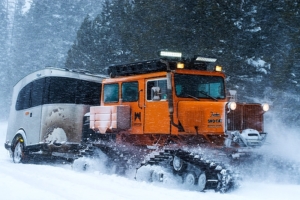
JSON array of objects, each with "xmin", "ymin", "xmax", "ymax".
[{"xmin": 4, "ymin": 68, "xmax": 105, "ymax": 163}]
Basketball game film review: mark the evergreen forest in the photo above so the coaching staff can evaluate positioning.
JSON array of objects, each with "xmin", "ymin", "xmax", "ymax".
[{"xmin": 0, "ymin": 0, "xmax": 300, "ymax": 125}]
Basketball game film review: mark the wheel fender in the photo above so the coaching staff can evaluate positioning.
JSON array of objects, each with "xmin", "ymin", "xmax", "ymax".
[{"xmin": 12, "ymin": 129, "xmax": 27, "ymax": 149}]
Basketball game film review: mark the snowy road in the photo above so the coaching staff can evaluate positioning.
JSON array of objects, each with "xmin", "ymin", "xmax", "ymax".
[{"xmin": 1, "ymin": 121, "xmax": 300, "ymax": 200}]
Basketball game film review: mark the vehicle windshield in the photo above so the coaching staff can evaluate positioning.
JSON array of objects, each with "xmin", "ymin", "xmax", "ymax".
[{"xmin": 174, "ymin": 74, "xmax": 225, "ymax": 99}]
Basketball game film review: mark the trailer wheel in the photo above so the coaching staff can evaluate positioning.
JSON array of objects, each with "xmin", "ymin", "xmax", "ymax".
[{"xmin": 13, "ymin": 140, "xmax": 25, "ymax": 163}]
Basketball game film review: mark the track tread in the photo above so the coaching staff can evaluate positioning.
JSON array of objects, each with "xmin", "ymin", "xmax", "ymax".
[
  {"xmin": 79, "ymin": 143, "xmax": 236, "ymax": 193},
  {"xmin": 142, "ymin": 149, "xmax": 235, "ymax": 193}
]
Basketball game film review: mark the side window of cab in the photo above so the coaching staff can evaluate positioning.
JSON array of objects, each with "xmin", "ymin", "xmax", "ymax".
[
  {"xmin": 103, "ymin": 83, "xmax": 119, "ymax": 103},
  {"xmin": 122, "ymin": 82, "xmax": 138, "ymax": 102},
  {"xmin": 146, "ymin": 79, "xmax": 167, "ymax": 101}
]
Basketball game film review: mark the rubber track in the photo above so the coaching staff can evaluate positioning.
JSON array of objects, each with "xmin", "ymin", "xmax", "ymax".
[
  {"xmin": 141, "ymin": 149, "xmax": 235, "ymax": 193},
  {"xmin": 80, "ymin": 144, "xmax": 235, "ymax": 193}
]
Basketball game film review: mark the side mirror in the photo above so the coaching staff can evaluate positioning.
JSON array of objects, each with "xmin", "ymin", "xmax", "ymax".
[{"xmin": 151, "ymin": 87, "xmax": 161, "ymax": 101}]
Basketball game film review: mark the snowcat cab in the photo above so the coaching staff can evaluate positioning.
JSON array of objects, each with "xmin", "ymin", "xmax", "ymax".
[{"xmin": 88, "ymin": 51, "xmax": 269, "ymax": 149}]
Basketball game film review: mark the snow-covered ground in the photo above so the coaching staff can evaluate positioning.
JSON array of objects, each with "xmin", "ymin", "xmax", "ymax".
[{"xmin": 1, "ymin": 120, "xmax": 300, "ymax": 200}]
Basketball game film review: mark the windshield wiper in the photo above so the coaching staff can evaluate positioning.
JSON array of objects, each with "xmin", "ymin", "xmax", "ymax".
[
  {"xmin": 198, "ymin": 90, "xmax": 218, "ymax": 101},
  {"xmin": 186, "ymin": 94, "xmax": 200, "ymax": 101}
]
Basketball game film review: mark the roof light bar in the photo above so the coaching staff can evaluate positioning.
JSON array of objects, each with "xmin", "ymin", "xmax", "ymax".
[
  {"xmin": 159, "ymin": 51, "xmax": 182, "ymax": 58},
  {"xmin": 195, "ymin": 57, "xmax": 217, "ymax": 63}
]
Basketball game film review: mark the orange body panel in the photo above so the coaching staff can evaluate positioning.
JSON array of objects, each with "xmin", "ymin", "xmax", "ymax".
[
  {"xmin": 177, "ymin": 101, "xmax": 226, "ymax": 135},
  {"xmin": 99, "ymin": 70, "xmax": 227, "ymax": 144},
  {"xmin": 102, "ymin": 72, "xmax": 169, "ymax": 135},
  {"xmin": 90, "ymin": 61, "xmax": 266, "ymax": 148},
  {"xmin": 144, "ymin": 100, "xmax": 170, "ymax": 134}
]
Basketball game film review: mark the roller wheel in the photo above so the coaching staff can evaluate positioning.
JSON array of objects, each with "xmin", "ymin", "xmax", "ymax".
[
  {"xmin": 150, "ymin": 170, "xmax": 163, "ymax": 182},
  {"xmin": 197, "ymin": 173, "xmax": 207, "ymax": 191},
  {"xmin": 184, "ymin": 172, "xmax": 196, "ymax": 186},
  {"xmin": 173, "ymin": 156, "xmax": 184, "ymax": 171}
]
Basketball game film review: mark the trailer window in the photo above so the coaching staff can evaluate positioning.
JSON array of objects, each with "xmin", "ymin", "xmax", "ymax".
[
  {"xmin": 146, "ymin": 79, "xmax": 167, "ymax": 101},
  {"xmin": 104, "ymin": 84, "xmax": 119, "ymax": 103},
  {"xmin": 45, "ymin": 77, "xmax": 76, "ymax": 104},
  {"xmin": 76, "ymin": 80, "xmax": 101, "ymax": 105},
  {"xmin": 16, "ymin": 83, "xmax": 32, "ymax": 110},
  {"xmin": 16, "ymin": 77, "xmax": 101, "ymax": 110},
  {"xmin": 31, "ymin": 78, "xmax": 44, "ymax": 107},
  {"xmin": 122, "ymin": 82, "xmax": 138, "ymax": 102},
  {"xmin": 16, "ymin": 78, "xmax": 45, "ymax": 110},
  {"xmin": 44, "ymin": 77, "xmax": 101, "ymax": 105}
]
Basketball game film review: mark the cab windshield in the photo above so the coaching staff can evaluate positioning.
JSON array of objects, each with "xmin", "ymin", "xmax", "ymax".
[{"xmin": 174, "ymin": 74, "xmax": 225, "ymax": 99}]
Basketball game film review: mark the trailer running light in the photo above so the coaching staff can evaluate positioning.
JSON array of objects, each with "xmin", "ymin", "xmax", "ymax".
[
  {"xmin": 195, "ymin": 57, "xmax": 217, "ymax": 62},
  {"xmin": 177, "ymin": 62, "xmax": 184, "ymax": 69},
  {"xmin": 159, "ymin": 51, "xmax": 182, "ymax": 58},
  {"xmin": 228, "ymin": 102, "xmax": 237, "ymax": 111},
  {"xmin": 262, "ymin": 103, "xmax": 269, "ymax": 112},
  {"xmin": 215, "ymin": 65, "xmax": 222, "ymax": 72}
]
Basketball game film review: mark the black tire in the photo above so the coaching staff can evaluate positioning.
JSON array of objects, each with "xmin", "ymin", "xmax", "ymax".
[{"xmin": 13, "ymin": 140, "xmax": 25, "ymax": 163}]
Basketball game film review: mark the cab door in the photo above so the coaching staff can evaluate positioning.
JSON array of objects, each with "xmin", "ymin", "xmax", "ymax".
[
  {"xmin": 144, "ymin": 78, "xmax": 170, "ymax": 134},
  {"xmin": 121, "ymin": 81, "xmax": 144, "ymax": 134}
]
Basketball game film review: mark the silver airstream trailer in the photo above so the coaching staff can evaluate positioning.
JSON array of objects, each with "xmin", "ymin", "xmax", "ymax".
[{"xmin": 5, "ymin": 68, "xmax": 105, "ymax": 163}]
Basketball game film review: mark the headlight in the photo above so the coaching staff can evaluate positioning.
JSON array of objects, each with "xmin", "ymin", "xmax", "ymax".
[
  {"xmin": 262, "ymin": 103, "xmax": 269, "ymax": 112},
  {"xmin": 228, "ymin": 102, "xmax": 237, "ymax": 110}
]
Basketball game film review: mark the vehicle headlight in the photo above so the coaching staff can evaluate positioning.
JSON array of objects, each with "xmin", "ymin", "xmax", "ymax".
[
  {"xmin": 228, "ymin": 102, "xmax": 237, "ymax": 111},
  {"xmin": 262, "ymin": 103, "xmax": 269, "ymax": 112}
]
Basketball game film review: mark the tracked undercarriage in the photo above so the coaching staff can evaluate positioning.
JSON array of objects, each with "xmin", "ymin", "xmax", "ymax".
[
  {"xmin": 77, "ymin": 130, "xmax": 241, "ymax": 193},
  {"xmin": 137, "ymin": 149, "xmax": 236, "ymax": 193}
]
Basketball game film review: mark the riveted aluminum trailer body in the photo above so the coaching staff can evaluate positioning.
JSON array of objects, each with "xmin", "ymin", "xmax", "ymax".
[{"xmin": 5, "ymin": 68, "xmax": 105, "ymax": 154}]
